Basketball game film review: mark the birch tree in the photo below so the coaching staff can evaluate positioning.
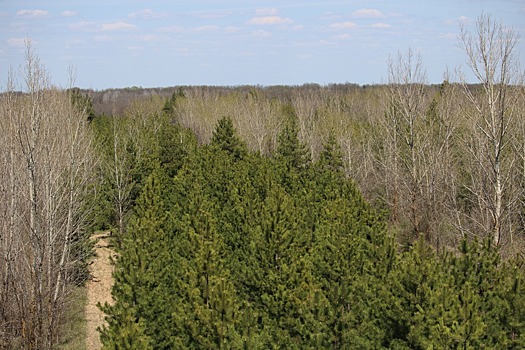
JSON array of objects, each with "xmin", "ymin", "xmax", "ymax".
[
  {"xmin": 381, "ymin": 49, "xmax": 430, "ymax": 241},
  {"xmin": 0, "ymin": 41, "xmax": 95, "ymax": 349},
  {"xmin": 381, "ymin": 50, "xmax": 459, "ymax": 247},
  {"xmin": 458, "ymin": 13, "xmax": 522, "ymax": 246}
]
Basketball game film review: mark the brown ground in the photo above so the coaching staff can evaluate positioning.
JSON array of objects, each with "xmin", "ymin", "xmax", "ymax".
[{"xmin": 85, "ymin": 232, "xmax": 115, "ymax": 350}]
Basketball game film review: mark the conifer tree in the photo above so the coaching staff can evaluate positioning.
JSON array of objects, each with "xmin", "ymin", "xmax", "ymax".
[
  {"xmin": 390, "ymin": 238, "xmax": 525, "ymax": 348},
  {"xmin": 99, "ymin": 304, "xmax": 153, "ymax": 350},
  {"xmin": 276, "ymin": 114, "xmax": 310, "ymax": 171},
  {"xmin": 211, "ymin": 116, "xmax": 247, "ymax": 160},
  {"xmin": 318, "ymin": 131, "xmax": 344, "ymax": 174},
  {"xmin": 180, "ymin": 189, "xmax": 241, "ymax": 348},
  {"xmin": 99, "ymin": 166, "xmax": 172, "ymax": 348},
  {"xmin": 69, "ymin": 87, "xmax": 96, "ymax": 121},
  {"xmin": 158, "ymin": 119, "xmax": 197, "ymax": 177},
  {"xmin": 162, "ymin": 88, "xmax": 185, "ymax": 116}
]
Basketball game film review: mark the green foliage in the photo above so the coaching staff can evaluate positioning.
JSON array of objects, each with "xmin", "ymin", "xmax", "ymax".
[
  {"xmin": 101, "ymin": 114, "xmax": 398, "ymax": 348},
  {"xmin": 158, "ymin": 119, "xmax": 197, "ymax": 177},
  {"xmin": 89, "ymin": 103, "xmax": 197, "ymax": 236},
  {"xmin": 99, "ymin": 167, "xmax": 169, "ymax": 348},
  {"xmin": 97, "ymin": 103, "xmax": 525, "ymax": 349},
  {"xmin": 99, "ymin": 303, "xmax": 153, "ymax": 350},
  {"xmin": 162, "ymin": 88, "xmax": 185, "ymax": 115},
  {"xmin": 69, "ymin": 88, "xmax": 96, "ymax": 121},
  {"xmin": 318, "ymin": 131, "xmax": 344, "ymax": 174},
  {"xmin": 276, "ymin": 107, "xmax": 310, "ymax": 171},
  {"xmin": 211, "ymin": 116, "xmax": 247, "ymax": 160},
  {"xmin": 388, "ymin": 238, "xmax": 525, "ymax": 349}
]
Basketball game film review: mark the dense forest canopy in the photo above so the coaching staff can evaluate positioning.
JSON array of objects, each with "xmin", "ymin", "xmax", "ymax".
[{"xmin": 94, "ymin": 108, "xmax": 525, "ymax": 348}]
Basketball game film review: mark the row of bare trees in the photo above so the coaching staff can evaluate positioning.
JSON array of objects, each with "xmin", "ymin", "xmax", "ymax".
[
  {"xmin": 378, "ymin": 14, "xmax": 524, "ymax": 250},
  {"xmin": 0, "ymin": 44, "xmax": 95, "ymax": 349}
]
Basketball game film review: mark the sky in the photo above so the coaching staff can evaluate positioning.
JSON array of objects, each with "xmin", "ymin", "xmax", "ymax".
[{"xmin": 1, "ymin": 1, "xmax": 524, "ymax": 90}]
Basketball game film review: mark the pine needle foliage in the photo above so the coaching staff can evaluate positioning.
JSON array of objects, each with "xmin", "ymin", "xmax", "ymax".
[{"xmin": 100, "ymin": 113, "xmax": 525, "ymax": 349}]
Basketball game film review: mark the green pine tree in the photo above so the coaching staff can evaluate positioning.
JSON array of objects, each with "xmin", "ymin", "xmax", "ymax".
[
  {"xmin": 99, "ymin": 166, "xmax": 173, "ymax": 348},
  {"xmin": 211, "ymin": 116, "xmax": 247, "ymax": 160},
  {"xmin": 99, "ymin": 303, "xmax": 153, "ymax": 350},
  {"xmin": 318, "ymin": 131, "xmax": 344, "ymax": 174},
  {"xmin": 275, "ymin": 111, "xmax": 310, "ymax": 171}
]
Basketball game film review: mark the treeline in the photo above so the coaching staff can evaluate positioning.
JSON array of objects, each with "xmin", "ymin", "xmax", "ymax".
[
  {"xmin": 96, "ymin": 111, "xmax": 525, "ymax": 348},
  {"xmin": 81, "ymin": 83, "xmax": 364, "ymax": 116}
]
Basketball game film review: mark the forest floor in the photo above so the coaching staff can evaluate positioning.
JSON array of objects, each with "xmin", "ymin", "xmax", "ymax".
[{"xmin": 85, "ymin": 232, "xmax": 115, "ymax": 350}]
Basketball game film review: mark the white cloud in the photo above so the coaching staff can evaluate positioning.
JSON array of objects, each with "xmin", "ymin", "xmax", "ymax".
[
  {"xmin": 193, "ymin": 25, "xmax": 219, "ymax": 32},
  {"xmin": 70, "ymin": 21, "xmax": 97, "ymax": 31},
  {"xmin": 16, "ymin": 9, "xmax": 49, "ymax": 18},
  {"xmin": 101, "ymin": 21, "xmax": 138, "ymax": 31},
  {"xmin": 252, "ymin": 30, "xmax": 272, "ymax": 38},
  {"xmin": 321, "ymin": 12, "xmax": 342, "ymax": 21},
  {"xmin": 61, "ymin": 10, "xmax": 77, "ymax": 17},
  {"xmin": 439, "ymin": 32, "xmax": 457, "ymax": 40},
  {"xmin": 330, "ymin": 22, "xmax": 358, "ymax": 29},
  {"xmin": 319, "ymin": 39, "xmax": 334, "ymax": 46},
  {"xmin": 247, "ymin": 16, "xmax": 293, "ymax": 25},
  {"xmin": 444, "ymin": 15, "xmax": 470, "ymax": 25},
  {"xmin": 456, "ymin": 16, "xmax": 471, "ymax": 25},
  {"xmin": 7, "ymin": 37, "xmax": 26, "ymax": 47},
  {"xmin": 129, "ymin": 9, "xmax": 168, "ymax": 20},
  {"xmin": 352, "ymin": 9, "xmax": 385, "ymax": 19},
  {"xmin": 256, "ymin": 8, "xmax": 278, "ymax": 15},
  {"xmin": 371, "ymin": 22, "xmax": 390, "ymax": 28},
  {"xmin": 137, "ymin": 35, "xmax": 163, "ymax": 42},
  {"xmin": 72, "ymin": 21, "xmax": 138, "ymax": 33}
]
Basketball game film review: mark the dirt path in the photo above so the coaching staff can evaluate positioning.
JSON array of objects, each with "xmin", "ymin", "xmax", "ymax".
[{"xmin": 85, "ymin": 232, "xmax": 115, "ymax": 350}]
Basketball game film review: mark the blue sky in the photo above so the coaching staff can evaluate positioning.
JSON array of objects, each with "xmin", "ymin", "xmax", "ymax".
[{"xmin": 1, "ymin": 1, "xmax": 524, "ymax": 89}]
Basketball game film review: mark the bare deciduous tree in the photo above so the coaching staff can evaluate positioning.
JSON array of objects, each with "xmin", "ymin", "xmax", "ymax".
[
  {"xmin": 380, "ymin": 49, "xmax": 459, "ymax": 247},
  {"xmin": 458, "ymin": 13, "xmax": 522, "ymax": 246},
  {"xmin": 0, "ymin": 41, "xmax": 95, "ymax": 349},
  {"xmin": 381, "ymin": 49, "xmax": 431, "ymax": 240}
]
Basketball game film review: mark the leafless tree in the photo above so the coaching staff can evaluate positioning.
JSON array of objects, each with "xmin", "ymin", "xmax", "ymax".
[
  {"xmin": 458, "ymin": 13, "xmax": 522, "ymax": 246},
  {"xmin": 0, "ymin": 41, "xmax": 95, "ymax": 349},
  {"xmin": 292, "ymin": 88, "xmax": 325, "ymax": 160},
  {"xmin": 508, "ymin": 71, "xmax": 525, "ymax": 252},
  {"xmin": 380, "ymin": 49, "xmax": 459, "ymax": 247},
  {"xmin": 380, "ymin": 49, "xmax": 431, "ymax": 240},
  {"xmin": 237, "ymin": 90, "xmax": 281, "ymax": 155}
]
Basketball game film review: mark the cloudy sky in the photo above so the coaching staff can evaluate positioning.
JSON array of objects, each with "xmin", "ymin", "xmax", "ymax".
[{"xmin": 1, "ymin": 0, "xmax": 524, "ymax": 89}]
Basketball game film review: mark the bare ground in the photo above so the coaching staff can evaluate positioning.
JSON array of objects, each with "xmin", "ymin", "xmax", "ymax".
[{"xmin": 85, "ymin": 232, "xmax": 115, "ymax": 350}]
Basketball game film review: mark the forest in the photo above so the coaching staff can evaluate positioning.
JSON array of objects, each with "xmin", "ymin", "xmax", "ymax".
[{"xmin": 0, "ymin": 13, "xmax": 525, "ymax": 350}]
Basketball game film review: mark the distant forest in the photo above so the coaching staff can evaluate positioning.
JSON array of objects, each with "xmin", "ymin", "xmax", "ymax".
[{"xmin": 83, "ymin": 83, "xmax": 365, "ymax": 116}]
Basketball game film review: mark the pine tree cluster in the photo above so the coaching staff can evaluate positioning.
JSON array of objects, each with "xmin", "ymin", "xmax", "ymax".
[{"xmin": 98, "ymin": 113, "xmax": 525, "ymax": 349}]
